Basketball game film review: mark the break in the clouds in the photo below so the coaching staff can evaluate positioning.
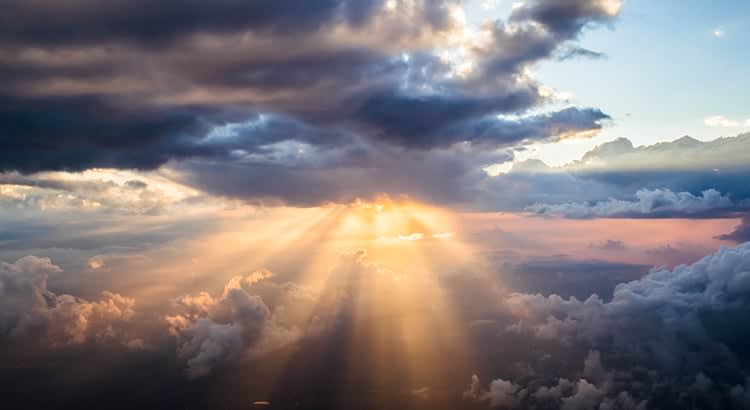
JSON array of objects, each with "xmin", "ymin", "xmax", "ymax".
[{"xmin": 0, "ymin": 0, "xmax": 620, "ymax": 205}]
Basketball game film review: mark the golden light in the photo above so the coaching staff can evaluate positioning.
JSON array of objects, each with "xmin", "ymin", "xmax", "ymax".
[{"xmin": 110, "ymin": 195, "xmax": 493, "ymax": 400}]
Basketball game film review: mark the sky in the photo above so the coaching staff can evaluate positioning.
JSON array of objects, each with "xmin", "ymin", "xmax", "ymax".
[
  {"xmin": 2, "ymin": 1, "xmax": 750, "ymax": 410},
  {"xmin": 482, "ymin": 0, "xmax": 750, "ymax": 165}
]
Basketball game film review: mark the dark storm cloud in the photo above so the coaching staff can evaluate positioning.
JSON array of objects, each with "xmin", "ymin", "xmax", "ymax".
[
  {"xmin": 454, "ymin": 107, "xmax": 610, "ymax": 146},
  {"xmin": 351, "ymin": 90, "xmax": 537, "ymax": 148},
  {"xmin": 0, "ymin": 256, "xmax": 137, "ymax": 346},
  {"xmin": 0, "ymin": 0, "xmax": 622, "ymax": 206},
  {"xmin": 0, "ymin": 94, "xmax": 356, "ymax": 173},
  {"xmin": 0, "ymin": 0, "xmax": 384, "ymax": 47},
  {"xmin": 0, "ymin": 94, "xmax": 239, "ymax": 172},
  {"xmin": 354, "ymin": 91, "xmax": 609, "ymax": 149}
]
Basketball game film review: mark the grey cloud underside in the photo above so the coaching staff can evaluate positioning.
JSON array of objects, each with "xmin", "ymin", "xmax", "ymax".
[
  {"xmin": 0, "ymin": 0, "xmax": 387, "ymax": 47},
  {"xmin": 0, "ymin": 0, "xmax": 619, "ymax": 204},
  {"xmin": 177, "ymin": 145, "xmax": 508, "ymax": 207}
]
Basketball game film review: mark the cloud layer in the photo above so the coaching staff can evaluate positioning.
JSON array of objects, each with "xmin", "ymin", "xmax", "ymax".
[
  {"xmin": 483, "ymin": 133, "xmax": 750, "ymax": 214},
  {"xmin": 527, "ymin": 188, "xmax": 745, "ymax": 218},
  {"xmin": 487, "ymin": 242, "xmax": 750, "ymax": 409}
]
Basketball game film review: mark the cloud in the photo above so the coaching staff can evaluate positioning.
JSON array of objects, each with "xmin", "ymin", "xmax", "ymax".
[
  {"xmin": 557, "ymin": 46, "xmax": 608, "ymax": 61},
  {"xmin": 498, "ymin": 242, "xmax": 750, "ymax": 407},
  {"xmin": 479, "ymin": 133, "xmax": 750, "ymax": 213},
  {"xmin": 166, "ymin": 269, "xmax": 305, "ymax": 378},
  {"xmin": 0, "ymin": 255, "xmax": 136, "ymax": 346},
  {"xmin": 174, "ymin": 142, "xmax": 512, "ymax": 207},
  {"xmin": 0, "ymin": 0, "xmax": 391, "ymax": 47},
  {"xmin": 0, "ymin": 0, "xmax": 622, "ymax": 206},
  {"xmin": 526, "ymin": 188, "xmax": 746, "ymax": 218},
  {"xmin": 0, "ymin": 171, "xmax": 195, "ymax": 216},
  {"xmin": 705, "ymin": 115, "xmax": 749, "ymax": 128},
  {"xmin": 465, "ymin": 351, "xmax": 647, "ymax": 409}
]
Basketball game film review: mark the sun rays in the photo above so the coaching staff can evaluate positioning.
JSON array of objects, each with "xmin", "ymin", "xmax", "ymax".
[
  {"xmin": 129, "ymin": 197, "xmax": 491, "ymax": 402},
  {"xmin": 86, "ymin": 194, "xmax": 500, "ymax": 405}
]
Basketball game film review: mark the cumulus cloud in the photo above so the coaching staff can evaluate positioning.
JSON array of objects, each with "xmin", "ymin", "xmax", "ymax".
[
  {"xmin": 166, "ymin": 269, "xmax": 305, "ymax": 378},
  {"xmin": 498, "ymin": 242, "xmax": 750, "ymax": 408},
  {"xmin": 465, "ymin": 351, "xmax": 647, "ymax": 409},
  {"xmin": 164, "ymin": 250, "xmax": 403, "ymax": 378},
  {"xmin": 0, "ymin": 255, "xmax": 136, "ymax": 346},
  {"xmin": 526, "ymin": 188, "xmax": 745, "ymax": 218},
  {"xmin": 464, "ymin": 374, "xmax": 525, "ymax": 408}
]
